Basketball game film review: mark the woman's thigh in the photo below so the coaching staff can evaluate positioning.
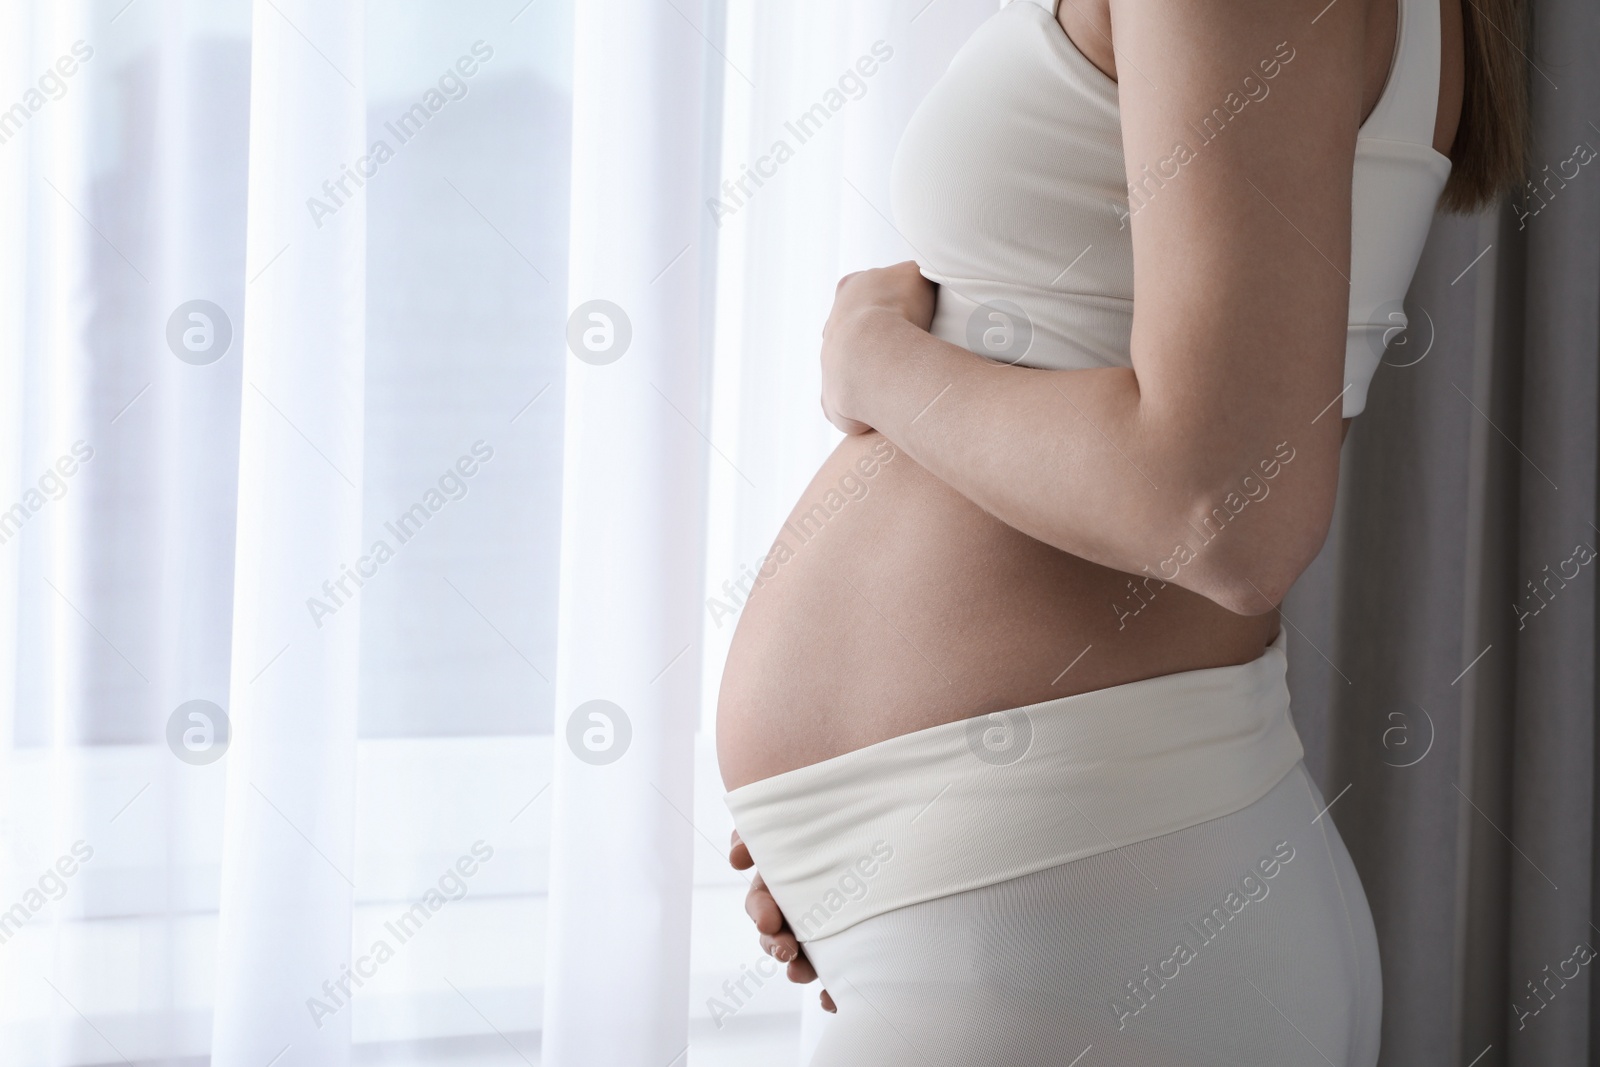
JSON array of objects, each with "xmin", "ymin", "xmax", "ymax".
[{"xmin": 802, "ymin": 763, "xmax": 1382, "ymax": 1067}]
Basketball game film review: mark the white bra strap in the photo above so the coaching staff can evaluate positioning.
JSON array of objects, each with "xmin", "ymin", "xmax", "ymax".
[{"xmin": 1361, "ymin": 0, "xmax": 1443, "ymax": 146}]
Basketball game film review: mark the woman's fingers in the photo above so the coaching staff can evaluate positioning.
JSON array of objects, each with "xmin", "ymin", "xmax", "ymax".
[
  {"xmin": 728, "ymin": 829, "xmax": 752, "ymax": 871},
  {"xmin": 731, "ymin": 829, "xmax": 827, "ymax": 994},
  {"xmin": 746, "ymin": 880, "xmax": 821, "ymax": 985},
  {"xmin": 759, "ymin": 929, "xmax": 820, "ymax": 984},
  {"xmin": 759, "ymin": 929, "xmax": 802, "ymax": 964},
  {"xmin": 786, "ymin": 954, "xmax": 819, "ymax": 984},
  {"xmin": 744, "ymin": 873, "xmax": 788, "ymax": 936},
  {"xmin": 821, "ymin": 394, "xmax": 873, "ymax": 437}
]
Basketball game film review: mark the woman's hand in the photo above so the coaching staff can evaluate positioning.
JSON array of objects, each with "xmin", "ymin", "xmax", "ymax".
[
  {"xmin": 820, "ymin": 261, "xmax": 937, "ymax": 436},
  {"xmin": 729, "ymin": 829, "xmax": 837, "ymax": 1013}
]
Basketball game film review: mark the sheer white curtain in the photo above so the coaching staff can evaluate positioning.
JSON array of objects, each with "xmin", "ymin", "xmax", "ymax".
[
  {"xmin": 540, "ymin": 0, "xmax": 709, "ymax": 1063},
  {"xmin": 211, "ymin": 0, "xmax": 366, "ymax": 1064},
  {"xmin": 0, "ymin": 0, "xmax": 993, "ymax": 1064}
]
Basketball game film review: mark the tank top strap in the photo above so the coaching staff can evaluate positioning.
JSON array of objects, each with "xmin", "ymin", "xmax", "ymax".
[{"xmin": 1360, "ymin": 0, "xmax": 1443, "ymax": 147}]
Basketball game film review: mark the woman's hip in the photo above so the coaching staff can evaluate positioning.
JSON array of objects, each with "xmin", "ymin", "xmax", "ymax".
[
  {"xmin": 802, "ymin": 761, "xmax": 1381, "ymax": 1066},
  {"xmin": 723, "ymin": 631, "xmax": 1382, "ymax": 1064}
]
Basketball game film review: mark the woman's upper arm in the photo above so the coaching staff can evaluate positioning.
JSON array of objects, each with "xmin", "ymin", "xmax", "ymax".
[{"xmin": 1108, "ymin": 0, "xmax": 1368, "ymax": 598}]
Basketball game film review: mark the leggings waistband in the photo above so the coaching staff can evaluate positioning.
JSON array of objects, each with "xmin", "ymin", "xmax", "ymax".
[{"xmin": 723, "ymin": 629, "xmax": 1302, "ymax": 942}]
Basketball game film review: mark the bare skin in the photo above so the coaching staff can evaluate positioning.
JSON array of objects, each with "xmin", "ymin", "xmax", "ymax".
[{"xmin": 722, "ymin": 0, "xmax": 1465, "ymax": 1010}]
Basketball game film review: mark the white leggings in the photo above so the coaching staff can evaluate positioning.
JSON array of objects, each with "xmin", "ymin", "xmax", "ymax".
[
  {"xmin": 725, "ymin": 630, "xmax": 1382, "ymax": 1066},
  {"xmin": 802, "ymin": 762, "xmax": 1381, "ymax": 1066}
]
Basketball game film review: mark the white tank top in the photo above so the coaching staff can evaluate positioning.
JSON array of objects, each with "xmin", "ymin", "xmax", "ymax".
[{"xmin": 889, "ymin": 0, "xmax": 1452, "ymax": 417}]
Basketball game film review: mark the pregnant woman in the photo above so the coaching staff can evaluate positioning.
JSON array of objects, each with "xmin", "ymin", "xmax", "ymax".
[{"xmin": 718, "ymin": 0, "xmax": 1524, "ymax": 1060}]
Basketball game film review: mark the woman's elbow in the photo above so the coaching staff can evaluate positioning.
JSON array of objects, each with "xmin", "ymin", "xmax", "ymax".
[
  {"xmin": 1199, "ymin": 566, "xmax": 1304, "ymax": 617},
  {"xmin": 1180, "ymin": 483, "xmax": 1338, "ymax": 617}
]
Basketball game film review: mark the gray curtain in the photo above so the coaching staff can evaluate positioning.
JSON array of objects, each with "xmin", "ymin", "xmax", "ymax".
[{"xmin": 1283, "ymin": 1, "xmax": 1600, "ymax": 1062}]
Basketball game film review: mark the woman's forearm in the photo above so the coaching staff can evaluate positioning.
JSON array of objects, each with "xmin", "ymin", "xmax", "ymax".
[{"xmin": 838, "ymin": 306, "xmax": 1336, "ymax": 615}]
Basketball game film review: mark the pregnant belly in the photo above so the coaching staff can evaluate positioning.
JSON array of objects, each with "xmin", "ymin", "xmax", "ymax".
[{"xmin": 715, "ymin": 431, "xmax": 1279, "ymax": 791}]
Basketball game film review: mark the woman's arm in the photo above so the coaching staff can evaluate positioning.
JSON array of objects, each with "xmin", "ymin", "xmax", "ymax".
[{"xmin": 823, "ymin": 0, "xmax": 1372, "ymax": 616}]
